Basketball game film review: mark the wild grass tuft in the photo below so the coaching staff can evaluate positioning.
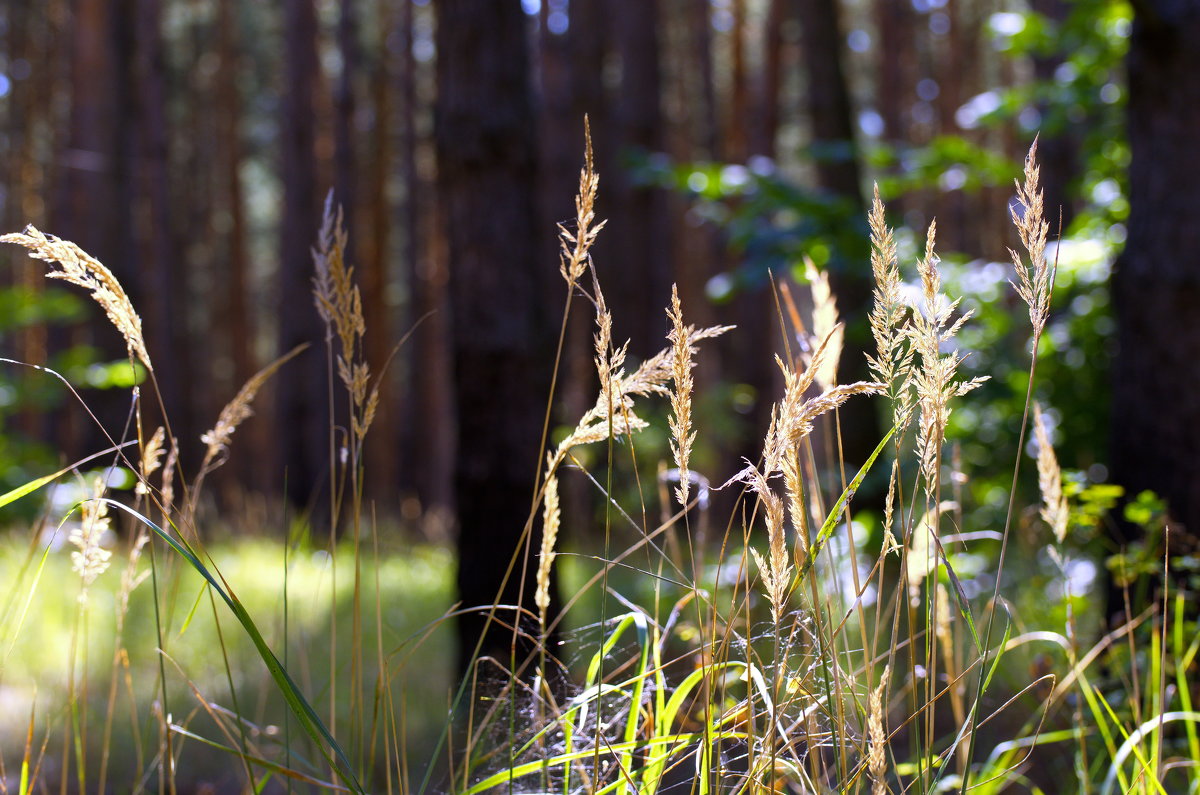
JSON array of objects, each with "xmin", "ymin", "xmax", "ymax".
[{"xmin": 2, "ymin": 136, "xmax": 1197, "ymax": 795}]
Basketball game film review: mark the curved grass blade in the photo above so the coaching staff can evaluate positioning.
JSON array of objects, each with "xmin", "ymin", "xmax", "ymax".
[
  {"xmin": 0, "ymin": 441, "xmax": 136, "ymax": 510},
  {"xmin": 795, "ymin": 426, "xmax": 895, "ymax": 583},
  {"xmin": 168, "ymin": 724, "xmax": 348, "ymax": 791},
  {"xmin": 99, "ymin": 499, "xmax": 366, "ymax": 794}
]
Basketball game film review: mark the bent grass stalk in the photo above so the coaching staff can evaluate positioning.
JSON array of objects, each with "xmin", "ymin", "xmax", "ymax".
[{"xmin": 7, "ymin": 135, "xmax": 1194, "ymax": 795}]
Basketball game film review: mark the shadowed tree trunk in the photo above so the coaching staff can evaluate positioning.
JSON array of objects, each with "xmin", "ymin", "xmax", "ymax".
[
  {"xmin": 276, "ymin": 0, "xmax": 327, "ymax": 512},
  {"xmin": 612, "ymin": 0, "xmax": 672, "ymax": 355},
  {"xmin": 795, "ymin": 0, "xmax": 880, "ymax": 476},
  {"xmin": 366, "ymin": 4, "xmax": 400, "ymax": 508},
  {"xmin": 56, "ymin": 0, "xmax": 123, "ymax": 459},
  {"xmin": 133, "ymin": 0, "xmax": 193, "ymax": 465},
  {"xmin": 435, "ymin": 0, "xmax": 556, "ymax": 679},
  {"xmin": 1110, "ymin": 0, "xmax": 1200, "ymax": 615},
  {"xmin": 214, "ymin": 0, "xmax": 258, "ymax": 494}
]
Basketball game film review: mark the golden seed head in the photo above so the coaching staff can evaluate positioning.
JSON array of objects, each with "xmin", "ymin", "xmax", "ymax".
[{"xmin": 3, "ymin": 226, "xmax": 152, "ymax": 372}]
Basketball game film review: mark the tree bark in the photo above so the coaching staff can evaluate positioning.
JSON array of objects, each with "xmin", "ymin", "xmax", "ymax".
[
  {"xmin": 795, "ymin": 0, "xmax": 880, "ymax": 475},
  {"xmin": 611, "ymin": 0, "xmax": 672, "ymax": 356},
  {"xmin": 435, "ymin": 0, "xmax": 556, "ymax": 678},
  {"xmin": 1110, "ymin": 0, "xmax": 1200, "ymax": 610},
  {"xmin": 276, "ymin": 0, "xmax": 327, "ymax": 512}
]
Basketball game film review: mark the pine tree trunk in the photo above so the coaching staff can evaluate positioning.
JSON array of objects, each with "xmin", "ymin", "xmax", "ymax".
[
  {"xmin": 276, "ymin": 0, "xmax": 327, "ymax": 512},
  {"xmin": 435, "ymin": 0, "xmax": 555, "ymax": 677},
  {"xmin": 1110, "ymin": 1, "xmax": 1200, "ymax": 611}
]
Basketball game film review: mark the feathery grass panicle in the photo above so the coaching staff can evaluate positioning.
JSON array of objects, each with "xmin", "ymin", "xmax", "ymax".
[
  {"xmin": 882, "ymin": 459, "xmax": 902, "ymax": 555},
  {"xmin": 312, "ymin": 192, "xmax": 363, "ymax": 358},
  {"xmin": 559, "ymin": 118, "xmax": 606, "ymax": 290},
  {"xmin": 535, "ymin": 467, "xmax": 561, "ymax": 624},
  {"xmin": 805, "ymin": 258, "xmax": 842, "ymax": 391},
  {"xmin": 868, "ymin": 665, "xmax": 890, "ymax": 795},
  {"xmin": 1009, "ymin": 139, "xmax": 1052, "ymax": 334},
  {"xmin": 1033, "ymin": 403, "xmax": 1069, "ymax": 545},
  {"xmin": 906, "ymin": 221, "xmax": 988, "ymax": 491},
  {"xmin": 766, "ymin": 346, "xmax": 883, "ymax": 476},
  {"xmin": 666, "ymin": 284, "xmax": 696, "ymax": 505},
  {"xmin": 782, "ymin": 446, "xmax": 805, "ymax": 553},
  {"xmin": 70, "ymin": 478, "xmax": 114, "ymax": 598},
  {"xmin": 3, "ymin": 226, "xmax": 152, "ymax": 371},
  {"xmin": 312, "ymin": 193, "xmax": 382, "ymax": 444},
  {"xmin": 198, "ymin": 344, "xmax": 309, "ymax": 476},
  {"xmin": 865, "ymin": 186, "xmax": 916, "ymax": 429},
  {"xmin": 745, "ymin": 467, "xmax": 790, "ymax": 624},
  {"xmin": 160, "ymin": 439, "xmax": 178, "ymax": 518},
  {"xmin": 136, "ymin": 427, "xmax": 167, "ymax": 497},
  {"xmin": 549, "ymin": 317, "xmax": 730, "ymax": 475},
  {"xmin": 591, "ymin": 277, "xmax": 622, "ymax": 406}
]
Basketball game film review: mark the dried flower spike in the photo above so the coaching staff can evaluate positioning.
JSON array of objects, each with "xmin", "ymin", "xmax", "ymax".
[
  {"xmin": 535, "ymin": 468, "xmax": 561, "ymax": 624},
  {"xmin": 868, "ymin": 665, "xmax": 891, "ymax": 795},
  {"xmin": 558, "ymin": 117, "xmax": 606, "ymax": 290},
  {"xmin": 1009, "ymin": 138, "xmax": 1053, "ymax": 334},
  {"xmin": 1033, "ymin": 402, "xmax": 1069, "ymax": 544},
  {"xmin": 71, "ymin": 477, "xmax": 114, "ymax": 597},
  {"xmin": 3, "ymin": 226, "xmax": 152, "ymax": 371},
  {"xmin": 666, "ymin": 284, "xmax": 695, "ymax": 505}
]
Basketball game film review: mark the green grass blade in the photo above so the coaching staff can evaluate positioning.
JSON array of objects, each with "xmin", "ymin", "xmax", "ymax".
[
  {"xmin": 0, "ymin": 441, "xmax": 136, "ymax": 510},
  {"xmin": 168, "ymin": 724, "xmax": 349, "ymax": 791},
  {"xmin": 1099, "ymin": 712, "xmax": 1200, "ymax": 795},
  {"xmin": 100, "ymin": 499, "xmax": 366, "ymax": 794},
  {"xmin": 795, "ymin": 426, "xmax": 895, "ymax": 582}
]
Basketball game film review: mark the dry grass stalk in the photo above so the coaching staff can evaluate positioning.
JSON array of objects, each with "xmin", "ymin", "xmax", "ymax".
[
  {"xmin": 867, "ymin": 665, "xmax": 890, "ymax": 795},
  {"xmin": 559, "ymin": 118, "xmax": 606, "ymax": 291},
  {"xmin": 666, "ymin": 284, "xmax": 695, "ymax": 505},
  {"xmin": 2, "ymin": 226, "xmax": 152, "ymax": 371},
  {"xmin": 547, "ymin": 317, "xmax": 731, "ymax": 477},
  {"xmin": 805, "ymin": 259, "xmax": 842, "ymax": 391},
  {"xmin": 312, "ymin": 193, "xmax": 379, "ymax": 443},
  {"xmin": 198, "ymin": 344, "xmax": 308, "ymax": 477},
  {"xmin": 745, "ymin": 467, "xmax": 790, "ymax": 623},
  {"xmin": 906, "ymin": 501, "xmax": 958, "ymax": 600},
  {"xmin": 136, "ymin": 427, "xmax": 166, "ymax": 497},
  {"xmin": 71, "ymin": 477, "xmax": 114, "ymax": 598},
  {"xmin": 1009, "ymin": 139, "xmax": 1052, "ymax": 334},
  {"xmin": 865, "ymin": 186, "xmax": 915, "ymax": 430},
  {"xmin": 535, "ymin": 467, "xmax": 561, "ymax": 624},
  {"xmin": 906, "ymin": 221, "xmax": 987, "ymax": 492},
  {"xmin": 1033, "ymin": 403, "xmax": 1069, "ymax": 545}
]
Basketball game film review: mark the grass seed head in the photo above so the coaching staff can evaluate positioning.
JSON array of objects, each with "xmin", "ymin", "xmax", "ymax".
[
  {"xmin": 868, "ymin": 665, "xmax": 890, "ymax": 794},
  {"xmin": 535, "ymin": 469, "xmax": 561, "ymax": 622},
  {"xmin": 3, "ymin": 226, "xmax": 152, "ymax": 372},
  {"xmin": 559, "ymin": 118, "xmax": 606, "ymax": 290},
  {"xmin": 667, "ymin": 284, "xmax": 696, "ymax": 505},
  {"xmin": 805, "ymin": 258, "xmax": 842, "ymax": 391},
  {"xmin": 136, "ymin": 426, "xmax": 166, "ymax": 496},
  {"xmin": 1009, "ymin": 138, "xmax": 1052, "ymax": 334},
  {"xmin": 1033, "ymin": 402, "xmax": 1069, "ymax": 544},
  {"xmin": 70, "ymin": 477, "xmax": 114, "ymax": 596}
]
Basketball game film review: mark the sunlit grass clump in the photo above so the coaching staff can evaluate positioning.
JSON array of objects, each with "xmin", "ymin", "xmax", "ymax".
[{"xmin": 1, "ymin": 132, "xmax": 1197, "ymax": 795}]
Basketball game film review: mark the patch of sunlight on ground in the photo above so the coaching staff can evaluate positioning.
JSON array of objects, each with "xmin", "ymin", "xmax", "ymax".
[{"xmin": 0, "ymin": 533, "xmax": 455, "ymax": 789}]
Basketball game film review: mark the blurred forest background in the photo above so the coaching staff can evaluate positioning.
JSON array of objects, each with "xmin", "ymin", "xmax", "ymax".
[
  {"xmin": 0, "ymin": 0, "xmax": 1139, "ymax": 530},
  {"xmin": 7, "ymin": 0, "xmax": 1200, "ymax": 789}
]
